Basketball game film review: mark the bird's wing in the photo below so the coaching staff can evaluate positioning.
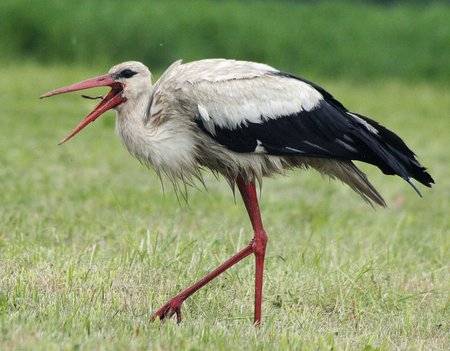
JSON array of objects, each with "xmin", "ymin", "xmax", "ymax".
[
  {"xmin": 175, "ymin": 65, "xmax": 371, "ymax": 160},
  {"xmin": 168, "ymin": 62, "xmax": 432, "ymax": 189}
]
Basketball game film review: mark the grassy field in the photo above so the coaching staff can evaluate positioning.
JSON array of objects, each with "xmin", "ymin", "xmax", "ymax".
[
  {"xmin": 1, "ymin": 1, "xmax": 449, "ymax": 83},
  {"xmin": 0, "ymin": 62, "xmax": 448, "ymax": 350}
]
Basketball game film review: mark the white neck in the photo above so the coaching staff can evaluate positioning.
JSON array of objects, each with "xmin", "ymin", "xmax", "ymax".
[
  {"xmin": 114, "ymin": 86, "xmax": 200, "ymax": 182},
  {"xmin": 115, "ymin": 85, "xmax": 153, "ymax": 160}
]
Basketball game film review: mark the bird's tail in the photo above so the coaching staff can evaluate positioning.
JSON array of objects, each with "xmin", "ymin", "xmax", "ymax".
[{"xmin": 350, "ymin": 113, "xmax": 434, "ymax": 196}]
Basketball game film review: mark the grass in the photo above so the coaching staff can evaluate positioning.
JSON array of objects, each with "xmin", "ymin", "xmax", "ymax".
[
  {"xmin": 0, "ymin": 62, "xmax": 448, "ymax": 350},
  {"xmin": 1, "ymin": 0, "xmax": 449, "ymax": 83}
]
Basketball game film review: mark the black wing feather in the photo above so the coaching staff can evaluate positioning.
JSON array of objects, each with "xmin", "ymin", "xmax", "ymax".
[{"xmin": 195, "ymin": 73, "xmax": 434, "ymax": 190}]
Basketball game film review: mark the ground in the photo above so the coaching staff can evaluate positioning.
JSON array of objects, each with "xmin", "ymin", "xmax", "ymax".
[{"xmin": 0, "ymin": 63, "xmax": 448, "ymax": 350}]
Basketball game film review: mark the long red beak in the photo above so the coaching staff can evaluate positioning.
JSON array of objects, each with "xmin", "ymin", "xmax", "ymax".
[{"xmin": 40, "ymin": 74, "xmax": 126, "ymax": 144}]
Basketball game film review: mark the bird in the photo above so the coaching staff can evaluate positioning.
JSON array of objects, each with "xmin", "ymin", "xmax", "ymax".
[{"xmin": 40, "ymin": 59, "xmax": 434, "ymax": 325}]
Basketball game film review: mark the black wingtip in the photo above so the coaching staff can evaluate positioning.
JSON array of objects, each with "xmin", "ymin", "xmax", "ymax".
[
  {"xmin": 408, "ymin": 164, "xmax": 434, "ymax": 190},
  {"xmin": 349, "ymin": 114, "xmax": 435, "ymax": 195},
  {"xmin": 406, "ymin": 177, "xmax": 423, "ymax": 197}
]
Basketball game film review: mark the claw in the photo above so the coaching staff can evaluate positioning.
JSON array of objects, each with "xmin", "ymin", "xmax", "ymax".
[
  {"xmin": 152, "ymin": 296, "xmax": 184, "ymax": 323},
  {"xmin": 175, "ymin": 307, "xmax": 182, "ymax": 323}
]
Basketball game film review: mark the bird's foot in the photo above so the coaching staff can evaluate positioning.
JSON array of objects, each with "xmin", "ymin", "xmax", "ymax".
[{"xmin": 151, "ymin": 296, "xmax": 185, "ymax": 323}]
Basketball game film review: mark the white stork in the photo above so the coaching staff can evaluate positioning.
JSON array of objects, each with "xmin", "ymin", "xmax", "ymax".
[{"xmin": 40, "ymin": 59, "xmax": 434, "ymax": 325}]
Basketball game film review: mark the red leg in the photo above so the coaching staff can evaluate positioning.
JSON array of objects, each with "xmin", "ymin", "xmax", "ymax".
[
  {"xmin": 236, "ymin": 177, "xmax": 268, "ymax": 326},
  {"xmin": 152, "ymin": 243, "xmax": 253, "ymax": 322},
  {"xmin": 152, "ymin": 175, "xmax": 267, "ymax": 325}
]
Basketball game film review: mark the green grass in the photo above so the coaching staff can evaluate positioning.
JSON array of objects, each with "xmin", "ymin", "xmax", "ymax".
[
  {"xmin": 0, "ymin": 62, "xmax": 448, "ymax": 350},
  {"xmin": 1, "ymin": 0, "xmax": 449, "ymax": 83}
]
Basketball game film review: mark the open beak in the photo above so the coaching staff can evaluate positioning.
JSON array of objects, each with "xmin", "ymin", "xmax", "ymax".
[{"xmin": 40, "ymin": 74, "xmax": 126, "ymax": 144}]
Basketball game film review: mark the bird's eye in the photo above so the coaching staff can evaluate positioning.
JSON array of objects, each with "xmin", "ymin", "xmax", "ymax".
[{"xmin": 118, "ymin": 69, "xmax": 137, "ymax": 79}]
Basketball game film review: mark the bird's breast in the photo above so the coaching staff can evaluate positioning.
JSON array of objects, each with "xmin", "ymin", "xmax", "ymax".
[{"xmin": 116, "ymin": 112, "xmax": 201, "ymax": 182}]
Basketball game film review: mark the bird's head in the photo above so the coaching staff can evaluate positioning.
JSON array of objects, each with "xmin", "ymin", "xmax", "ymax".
[{"xmin": 40, "ymin": 61, "xmax": 152, "ymax": 144}]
